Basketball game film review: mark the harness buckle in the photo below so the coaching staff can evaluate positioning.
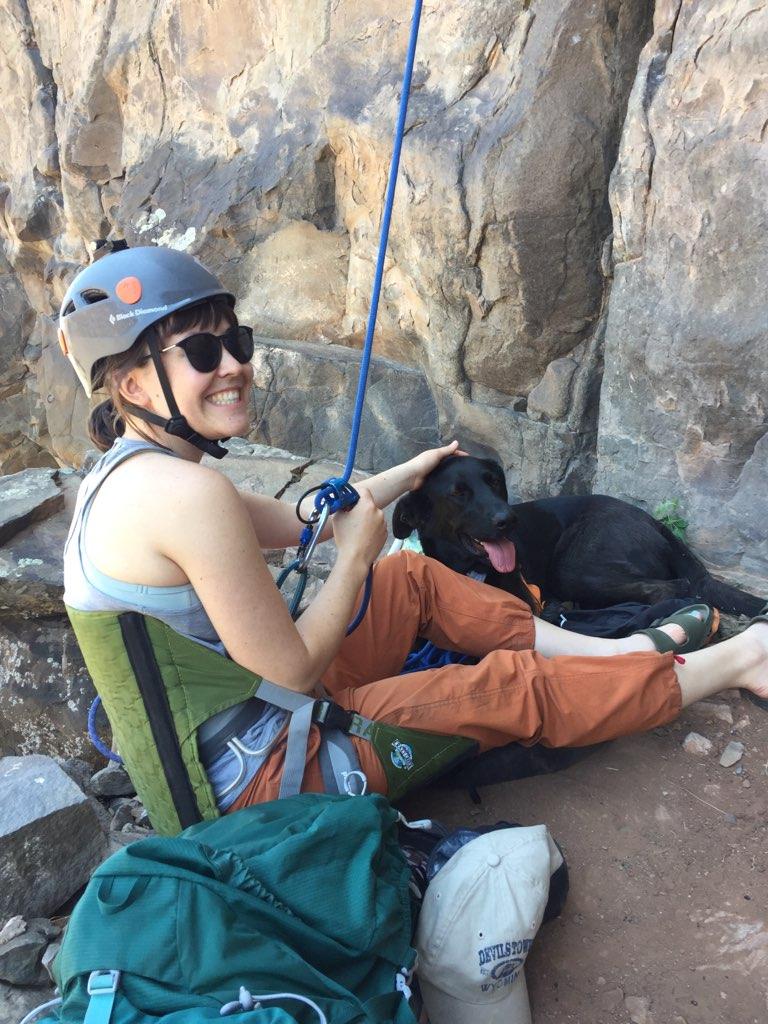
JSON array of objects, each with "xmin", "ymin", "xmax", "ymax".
[{"xmin": 313, "ymin": 699, "xmax": 354, "ymax": 732}]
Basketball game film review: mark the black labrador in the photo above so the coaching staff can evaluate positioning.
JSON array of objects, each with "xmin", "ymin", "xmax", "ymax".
[
  {"xmin": 392, "ymin": 456, "xmax": 764, "ymax": 792},
  {"xmin": 393, "ymin": 455, "xmax": 764, "ymax": 617}
]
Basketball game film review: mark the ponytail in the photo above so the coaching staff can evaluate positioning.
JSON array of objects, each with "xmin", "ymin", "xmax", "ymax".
[{"xmin": 88, "ymin": 399, "xmax": 125, "ymax": 452}]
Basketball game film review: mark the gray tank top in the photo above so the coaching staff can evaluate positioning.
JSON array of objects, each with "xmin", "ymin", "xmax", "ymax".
[{"xmin": 63, "ymin": 438, "xmax": 224, "ymax": 652}]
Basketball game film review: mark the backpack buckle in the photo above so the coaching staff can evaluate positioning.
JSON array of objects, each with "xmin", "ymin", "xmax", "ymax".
[{"xmin": 87, "ymin": 969, "xmax": 122, "ymax": 996}]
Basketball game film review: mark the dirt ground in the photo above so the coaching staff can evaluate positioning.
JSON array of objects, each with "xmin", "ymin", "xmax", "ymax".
[{"xmin": 402, "ymin": 690, "xmax": 768, "ymax": 1024}]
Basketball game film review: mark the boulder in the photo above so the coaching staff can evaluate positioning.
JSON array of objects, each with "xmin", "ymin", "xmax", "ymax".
[
  {"xmin": 0, "ymin": 926, "xmax": 49, "ymax": 986},
  {"xmin": 0, "ymin": 469, "xmax": 63, "ymax": 547},
  {"xmin": 0, "ymin": 755, "xmax": 106, "ymax": 921},
  {"xmin": 0, "ymin": 470, "xmax": 79, "ymax": 617},
  {"xmin": 0, "ymin": 615, "xmax": 98, "ymax": 762},
  {"xmin": 0, "ymin": 981, "xmax": 56, "ymax": 1024},
  {"xmin": 248, "ymin": 337, "xmax": 440, "ymax": 471}
]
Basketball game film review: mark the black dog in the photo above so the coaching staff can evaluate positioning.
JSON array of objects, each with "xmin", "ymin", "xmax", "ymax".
[
  {"xmin": 392, "ymin": 456, "xmax": 765, "ymax": 793},
  {"xmin": 393, "ymin": 456, "xmax": 764, "ymax": 617}
]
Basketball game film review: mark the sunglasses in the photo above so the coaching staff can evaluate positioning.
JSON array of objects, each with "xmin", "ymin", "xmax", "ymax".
[{"xmin": 159, "ymin": 324, "xmax": 254, "ymax": 373}]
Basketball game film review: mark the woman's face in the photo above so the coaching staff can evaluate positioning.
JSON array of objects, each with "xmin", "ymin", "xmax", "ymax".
[{"xmin": 135, "ymin": 319, "xmax": 254, "ymax": 441}]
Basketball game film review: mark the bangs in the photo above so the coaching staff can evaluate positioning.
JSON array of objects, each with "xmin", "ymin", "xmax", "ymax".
[{"xmin": 152, "ymin": 297, "xmax": 237, "ymax": 341}]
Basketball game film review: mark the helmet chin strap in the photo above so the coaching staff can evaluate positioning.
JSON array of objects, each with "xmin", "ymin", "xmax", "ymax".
[{"xmin": 125, "ymin": 339, "xmax": 229, "ymax": 460}]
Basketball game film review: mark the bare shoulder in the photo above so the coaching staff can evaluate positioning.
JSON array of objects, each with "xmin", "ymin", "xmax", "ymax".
[
  {"xmin": 86, "ymin": 452, "xmax": 245, "ymax": 585},
  {"xmin": 104, "ymin": 451, "xmax": 236, "ymax": 507}
]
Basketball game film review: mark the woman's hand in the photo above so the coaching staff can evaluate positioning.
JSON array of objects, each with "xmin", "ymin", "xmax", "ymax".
[
  {"xmin": 356, "ymin": 440, "xmax": 465, "ymax": 511},
  {"xmin": 331, "ymin": 489, "xmax": 388, "ymax": 568},
  {"xmin": 408, "ymin": 440, "xmax": 464, "ymax": 490}
]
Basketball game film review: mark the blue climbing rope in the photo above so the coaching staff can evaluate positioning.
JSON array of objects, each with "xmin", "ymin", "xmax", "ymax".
[
  {"xmin": 282, "ymin": 0, "xmax": 425, "ymax": 632},
  {"xmin": 88, "ymin": 694, "xmax": 123, "ymax": 763}
]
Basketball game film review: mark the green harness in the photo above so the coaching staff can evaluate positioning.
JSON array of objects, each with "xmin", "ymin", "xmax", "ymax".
[{"xmin": 67, "ymin": 607, "xmax": 477, "ymax": 835}]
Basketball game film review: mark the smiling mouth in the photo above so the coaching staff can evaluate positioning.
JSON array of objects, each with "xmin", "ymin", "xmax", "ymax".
[
  {"xmin": 207, "ymin": 388, "xmax": 242, "ymax": 406},
  {"xmin": 458, "ymin": 533, "xmax": 517, "ymax": 573}
]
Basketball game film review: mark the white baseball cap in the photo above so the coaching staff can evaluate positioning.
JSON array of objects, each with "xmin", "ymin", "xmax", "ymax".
[{"xmin": 415, "ymin": 825, "xmax": 563, "ymax": 1024}]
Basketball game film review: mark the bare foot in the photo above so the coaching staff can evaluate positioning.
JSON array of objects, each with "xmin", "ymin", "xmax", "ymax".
[
  {"xmin": 617, "ymin": 612, "xmax": 705, "ymax": 655},
  {"xmin": 739, "ymin": 621, "xmax": 768, "ymax": 702}
]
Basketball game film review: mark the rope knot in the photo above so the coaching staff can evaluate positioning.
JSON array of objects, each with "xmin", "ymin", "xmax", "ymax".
[{"xmin": 314, "ymin": 477, "xmax": 359, "ymax": 515}]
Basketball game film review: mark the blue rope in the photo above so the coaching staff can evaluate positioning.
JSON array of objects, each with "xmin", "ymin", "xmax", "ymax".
[
  {"xmin": 88, "ymin": 695, "xmax": 123, "ymax": 763},
  {"xmin": 340, "ymin": 0, "xmax": 423, "ymax": 486},
  {"xmin": 401, "ymin": 640, "xmax": 474, "ymax": 675},
  {"xmin": 286, "ymin": 0, "xmax": 425, "ymax": 632}
]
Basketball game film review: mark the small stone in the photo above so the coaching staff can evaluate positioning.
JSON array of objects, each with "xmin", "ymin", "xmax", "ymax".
[
  {"xmin": 624, "ymin": 995, "xmax": 651, "ymax": 1024},
  {"xmin": 596, "ymin": 986, "xmax": 624, "ymax": 1010},
  {"xmin": 742, "ymin": 780, "xmax": 751, "ymax": 789},
  {"xmin": 132, "ymin": 806, "xmax": 152, "ymax": 829},
  {"xmin": 719, "ymin": 741, "xmax": 745, "ymax": 768},
  {"xmin": 0, "ymin": 916, "xmax": 26, "ymax": 945},
  {"xmin": 682, "ymin": 732, "xmax": 713, "ymax": 757},
  {"xmin": 110, "ymin": 802, "xmax": 135, "ymax": 831},
  {"xmin": 89, "ymin": 764, "xmax": 135, "ymax": 798},
  {"xmin": 41, "ymin": 941, "xmax": 60, "ymax": 982},
  {"xmin": 688, "ymin": 701, "xmax": 733, "ymax": 725}
]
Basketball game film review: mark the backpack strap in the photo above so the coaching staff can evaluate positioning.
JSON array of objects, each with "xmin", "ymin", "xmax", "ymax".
[{"xmin": 84, "ymin": 971, "xmax": 121, "ymax": 1024}]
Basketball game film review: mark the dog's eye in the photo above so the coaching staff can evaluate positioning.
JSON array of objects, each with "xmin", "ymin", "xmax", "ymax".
[
  {"xmin": 483, "ymin": 473, "xmax": 503, "ymax": 493},
  {"xmin": 450, "ymin": 485, "xmax": 468, "ymax": 498}
]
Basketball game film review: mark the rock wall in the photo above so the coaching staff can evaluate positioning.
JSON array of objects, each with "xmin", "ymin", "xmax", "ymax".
[
  {"xmin": 598, "ymin": 0, "xmax": 768, "ymax": 587},
  {"xmin": 0, "ymin": 0, "xmax": 765, "ymax": 579}
]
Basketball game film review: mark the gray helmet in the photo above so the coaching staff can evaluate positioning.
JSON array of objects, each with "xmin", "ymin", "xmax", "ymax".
[{"xmin": 58, "ymin": 245, "xmax": 234, "ymax": 396}]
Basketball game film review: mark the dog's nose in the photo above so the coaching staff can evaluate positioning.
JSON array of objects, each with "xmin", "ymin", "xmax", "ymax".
[{"xmin": 493, "ymin": 511, "xmax": 515, "ymax": 533}]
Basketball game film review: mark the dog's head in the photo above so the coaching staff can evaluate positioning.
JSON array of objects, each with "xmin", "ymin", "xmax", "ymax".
[{"xmin": 393, "ymin": 455, "xmax": 519, "ymax": 575}]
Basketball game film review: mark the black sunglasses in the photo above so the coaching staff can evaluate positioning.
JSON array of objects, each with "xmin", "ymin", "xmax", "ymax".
[{"xmin": 159, "ymin": 324, "xmax": 254, "ymax": 373}]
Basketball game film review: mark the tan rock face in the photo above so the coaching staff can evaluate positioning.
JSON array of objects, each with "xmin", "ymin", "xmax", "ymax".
[
  {"xmin": 597, "ymin": 0, "xmax": 768, "ymax": 585},
  {"xmin": 0, "ymin": 1, "xmax": 650, "ymax": 468},
  {"xmin": 0, "ymin": 0, "xmax": 764, "ymax": 579}
]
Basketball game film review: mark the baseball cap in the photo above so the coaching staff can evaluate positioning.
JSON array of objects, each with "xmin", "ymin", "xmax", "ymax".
[{"xmin": 415, "ymin": 824, "xmax": 562, "ymax": 1024}]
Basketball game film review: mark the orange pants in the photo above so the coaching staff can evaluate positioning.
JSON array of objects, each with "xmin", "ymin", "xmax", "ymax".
[{"xmin": 231, "ymin": 550, "xmax": 681, "ymax": 807}]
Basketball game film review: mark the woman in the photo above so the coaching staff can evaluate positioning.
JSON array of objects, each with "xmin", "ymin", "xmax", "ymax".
[{"xmin": 60, "ymin": 245, "xmax": 768, "ymax": 809}]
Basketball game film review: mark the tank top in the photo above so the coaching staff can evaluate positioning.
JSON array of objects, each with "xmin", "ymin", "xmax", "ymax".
[
  {"xmin": 63, "ymin": 437, "xmax": 224, "ymax": 651},
  {"xmin": 63, "ymin": 437, "xmax": 286, "ymax": 810}
]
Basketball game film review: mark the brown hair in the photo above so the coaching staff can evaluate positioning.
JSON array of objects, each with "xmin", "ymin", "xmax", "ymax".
[{"xmin": 87, "ymin": 297, "xmax": 238, "ymax": 451}]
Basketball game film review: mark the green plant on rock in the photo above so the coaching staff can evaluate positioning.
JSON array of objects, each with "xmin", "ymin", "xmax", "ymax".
[{"xmin": 653, "ymin": 498, "xmax": 689, "ymax": 541}]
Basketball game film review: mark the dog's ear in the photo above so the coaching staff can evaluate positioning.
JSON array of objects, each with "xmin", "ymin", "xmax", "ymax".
[
  {"xmin": 392, "ymin": 491, "xmax": 433, "ymax": 538},
  {"xmin": 480, "ymin": 458, "xmax": 509, "ymax": 501}
]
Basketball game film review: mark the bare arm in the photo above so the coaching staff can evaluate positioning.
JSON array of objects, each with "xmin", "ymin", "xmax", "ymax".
[
  {"xmin": 237, "ymin": 490, "xmax": 333, "ymax": 550},
  {"xmin": 237, "ymin": 441, "xmax": 461, "ymax": 549},
  {"xmin": 156, "ymin": 470, "xmax": 386, "ymax": 692},
  {"xmin": 356, "ymin": 440, "xmax": 460, "ymax": 507}
]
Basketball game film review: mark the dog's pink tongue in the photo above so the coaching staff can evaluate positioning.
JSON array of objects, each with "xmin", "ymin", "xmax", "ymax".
[{"xmin": 479, "ymin": 538, "xmax": 517, "ymax": 573}]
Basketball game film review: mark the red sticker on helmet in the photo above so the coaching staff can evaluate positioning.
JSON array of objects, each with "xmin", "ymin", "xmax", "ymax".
[{"xmin": 115, "ymin": 276, "xmax": 142, "ymax": 304}]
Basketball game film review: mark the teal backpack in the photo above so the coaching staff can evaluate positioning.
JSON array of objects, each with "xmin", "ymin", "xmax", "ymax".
[{"xmin": 33, "ymin": 794, "xmax": 419, "ymax": 1024}]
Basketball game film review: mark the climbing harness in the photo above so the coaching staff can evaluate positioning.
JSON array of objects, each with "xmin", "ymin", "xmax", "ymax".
[
  {"xmin": 70, "ymin": 604, "xmax": 476, "ymax": 835},
  {"xmin": 278, "ymin": 0, "xmax": 425, "ymax": 630}
]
